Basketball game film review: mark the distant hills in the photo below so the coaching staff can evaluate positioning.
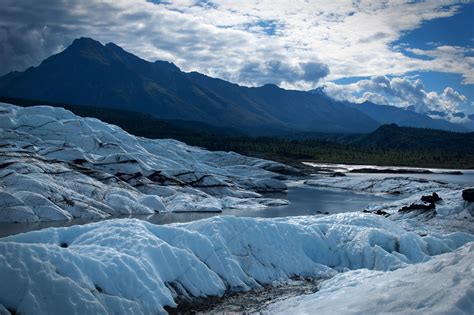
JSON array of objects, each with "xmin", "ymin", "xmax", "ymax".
[
  {"xmin": 348, "ymin": 101, "xmax": 468, "ymax": 132},
  {"xmin": 0, "ymin": 37, "xmax": 469, "ymax": 134},
  {"xmin": 309, "ymin": 88, "xmax": 468, "ymax": 133},
  {"xmin": 3, "ymin": 95, "xmax": 472, "ymax": 154},
  {"xmin": 353, "ymin": 124, "xmax": 474, "ymax": 153}
]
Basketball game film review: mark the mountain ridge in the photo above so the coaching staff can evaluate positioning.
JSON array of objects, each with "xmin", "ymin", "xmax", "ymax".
[
  {"xmin": 349, "ymin": 101, "xmax": 468, "ymax": 132},
  {"xmin": 0, "ymin": 37, "xmax": 378, "ymax": 134},
  {"xmin": 0, "ymin": 37, "xmax": 468, "ymax": 134}
]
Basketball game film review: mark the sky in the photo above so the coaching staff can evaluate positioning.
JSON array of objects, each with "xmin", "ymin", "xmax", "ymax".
[{"xmin": 0, "ymin": 0, "xmax": 473, "ymax": 119}]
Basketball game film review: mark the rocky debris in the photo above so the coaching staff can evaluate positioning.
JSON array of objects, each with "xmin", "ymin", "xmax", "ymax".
[
  {"xmin": 399, "ymin": 192, "xmax": 443, "ymax": 214},
  {"xmin": 421, "ymin": 192, "xmax": 442, "ymax": 204},
  {"xmin": 399, "ymin": 202, "xmax": 435, "ymax": 213},
  {"xmin": 167, "ymin": 278, "xmax": 319, "ymax": 314},
  {"xmin": 363, "ymin": 209, "xmax": 390, "ymax": 216},
  {"xmin": 316, "ymin": 211, "xmax": 330, "ymax": 215},
  {"xmin": 462, "ymin": 188, "xmax": 474, "ymax": 202}
]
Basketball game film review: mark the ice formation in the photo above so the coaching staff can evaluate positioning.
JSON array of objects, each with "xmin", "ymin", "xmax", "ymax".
[
  {"xmin": 0, "ymin": 103, "xmax": 293, "ymax": 222},
  {"xmin": 0, "ymin": 213, "xmax": 472, "ymax": 314},
  {"xmin": 1, "ymin": 103, "xmax": 473, "ymax": 314},
  {"xmin": 266, "ymin": 242, "xmax": 474, "ymax": 314},
  {"xmin": 305, "ymin": 175, "xmax": 474, "ymax": 234}
]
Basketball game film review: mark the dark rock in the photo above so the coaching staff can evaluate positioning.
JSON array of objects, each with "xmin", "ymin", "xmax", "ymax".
[
  {"xmin": 362, "ymin": 209, "xmax": 390, "ymax": 216},
  {"xmin": 316, "ymin": 211, "xmax": 330, "ymax": 215},
  {"xmin": 95, "ymin": 284, "xmax": 103, "ymax": 293},
  {"xmin": 399, "ymin": 202, "xmax": 435, "ymax": 213},
  {"xmin": 60, "ymin": 242, "xmax": 68, "ymax": 248},
  {"xmin": 330, "ymin": 172, "xmax": 346, "ymax": 177},
  {"xmin": 420, "ymin": 192, "xmax": 442, "ymax": 204},
  {"xmin": 375, "ymin": 209, "xmax": 390, "ymax": 216},
  {"xmin": 72, "ymin": 158, "xmax": 87, "ymax": 165},
  {"xmin": 462, "ymin": 188, "xmax": 474, "ymax": 202}
]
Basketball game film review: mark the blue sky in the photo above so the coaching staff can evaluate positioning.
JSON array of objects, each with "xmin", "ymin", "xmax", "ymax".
[
  {"xmin": 328, "ymin": 2, "xmax": 473, "ymax": 116},
  {"xmin": 393, "ymin": 2, "xmax": 473, "ymax": 50},
  {"xmin": 410, "ymin": 3, "xmax": 473, "ymax": 99},
  {"xmin": 390, "ymin": 2, "xmax": 473, "ymax": 110},
  {"xmin": 0, "ymin": 0, "xmax": 473, "ymax": 118}
]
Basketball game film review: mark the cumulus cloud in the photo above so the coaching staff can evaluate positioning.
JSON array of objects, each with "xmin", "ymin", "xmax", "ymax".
[
  {"xmin": 324, "ymin": 76, "xmax": 471, "ymax": 122},
  {"xmin": 0, "ymin": 0, "xmax": 472, "ymax": 89},
  {"xmin": 229, "ymin": 60, "xmax": 329, "ymax": 87}
]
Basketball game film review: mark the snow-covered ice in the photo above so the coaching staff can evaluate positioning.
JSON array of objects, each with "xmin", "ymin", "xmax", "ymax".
[
  {"xmin": 304, "ymin": 175, "xmax": 458, "ymax": 195},
  {"xmin": 305, "ymin": 174, "xmax": 474, "ymax": 234},
  {"xmin": 266, "ymin": 242, "xmax": 474, "ymax": 315},
  {"xmin": 0, "ymin": 103, "xmax": 294, "ymax": 222},
  {"xmin": 0, "ymin": 213, "xmax": 472, "ymax": 314}
]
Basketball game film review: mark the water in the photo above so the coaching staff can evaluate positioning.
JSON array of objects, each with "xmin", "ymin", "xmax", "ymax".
[
  {"xmin": 0, "ymin": 184, "xmax": 398, "ymax": 237},
  {"xmin": 1, "ymin": 164, "xmax": 471, "ymax": 237}
]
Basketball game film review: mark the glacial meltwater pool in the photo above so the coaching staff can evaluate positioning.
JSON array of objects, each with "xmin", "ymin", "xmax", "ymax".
[
  {"xmin": 1, "ymin": 166, "xmax": 472, "ymax": 238},
  {"xmin": 0, "ymin": 182, "xmax": 399, "ymax": 237}
]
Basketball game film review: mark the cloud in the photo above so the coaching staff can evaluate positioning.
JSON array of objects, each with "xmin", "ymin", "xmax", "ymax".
[
  {"xmin": 404, "ymin": 46, "xmax": 474, "ymax": 84},
  {"xmin": 0, "ymin": 0, "xmax": 472, "ymax": 89},
  {"xmin": 230, "ymin": 60, "xmax": 329, "ymax": 87},
  {"xmin": 324, "ymin": 76, "xmax": 471, "ymax": 122}
]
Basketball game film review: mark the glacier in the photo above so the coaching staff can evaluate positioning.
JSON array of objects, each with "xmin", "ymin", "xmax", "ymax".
[
  {"xmin": 0, "ymin": 103, "xmax": 293, "ymax": 222},
  {"xmin": 305, "ymin": 175, "xmax": 474, "ymax": 234},
  {"xmin": 0, "ymin": 102, "xmax": 473, "ymax": 314},
  {"xmin": 1, "ymin": 214, "xmax": 472, "ymax": 314}
]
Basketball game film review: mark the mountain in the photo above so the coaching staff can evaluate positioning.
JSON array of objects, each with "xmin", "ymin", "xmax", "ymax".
[
  {"xmin": 0, "ymin": 37, "xmax": 380, "ymax": 135},
  {"xmin": 347, "ymin": 101, "xmax": 468, "ymax": 132},
  {"xmin": 309, "ymin": 88, "xmax": 468, "ymax": 132}
]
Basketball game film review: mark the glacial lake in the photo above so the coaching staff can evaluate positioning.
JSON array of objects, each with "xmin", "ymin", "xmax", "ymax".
[{"xmin": 1, "ymin": 166, "xmax": 472, "ymax": 238}]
